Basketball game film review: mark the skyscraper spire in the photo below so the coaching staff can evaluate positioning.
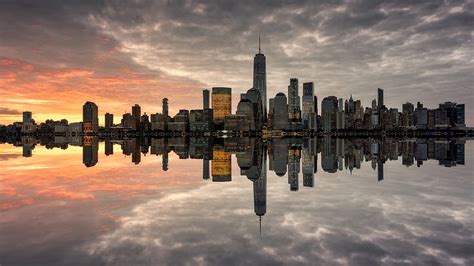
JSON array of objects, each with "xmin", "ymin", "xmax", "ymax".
[{"xmin": 258, "ymin": 35, "xmax": 261, "ymax": 54}]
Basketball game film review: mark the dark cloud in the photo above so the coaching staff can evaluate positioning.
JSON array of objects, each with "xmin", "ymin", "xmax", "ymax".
[
  {"xmin": 0, "ymin": 0, "xmax": 472, "ymax": 124},
  {"xmin": 0, "ymin": 107, "xmax": 21, "ymax": 115}
]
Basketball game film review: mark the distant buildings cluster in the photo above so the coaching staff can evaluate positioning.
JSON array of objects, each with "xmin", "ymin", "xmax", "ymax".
[
  {"xmin": 1, "ymin": 38, "xmax": 468, "ymax": 136},
  {"xmin": 6, "ymin": 136, "xmax": 466, "ymax": 182}
]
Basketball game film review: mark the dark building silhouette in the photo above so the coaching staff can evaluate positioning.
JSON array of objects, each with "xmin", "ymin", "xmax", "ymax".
[
  {"xmin": 162, "ymin": 98, "xmax": 169, "ymax": 131},
  {"xmin": 302, "ymin": 82, "xmax": 316, "ymax": 130},
  {"xmin": 105, "ymin": 113, "xmax": 113, "ymax": 130},
  {"xmin": 132, "ymin": 104, "xmax": 141, "ymax": 130},
  {"xmin": 203, "ymin": 89, "xmax": 210, "ymax": 109},
  {"xmin": 272, "ymin": 93, "xmax": 289, "ymax": 130},
  {"xmin": 378, "ymin": 88, "xmax": 384, "ymax": 109},
  {"xmin": 321, "ymin": 96, "xmax": 338, "ymax": 132},
  {"xmin": 83, "ymin": 102, "xmax": 98, "ymax": 133},
  {"xmin": 23, "ymin": 111, "xmax": 32, "ymax": 124}
]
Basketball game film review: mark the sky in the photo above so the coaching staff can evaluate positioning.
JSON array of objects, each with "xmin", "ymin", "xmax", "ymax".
[{"xmin": 0, "ymin": 0, "xmax": 473, "ymax": 125}]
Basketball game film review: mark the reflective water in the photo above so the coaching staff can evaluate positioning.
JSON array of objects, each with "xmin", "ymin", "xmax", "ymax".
[{"xmin": 0, "ymin": 137, "xmax": 473, "ymax": 265}]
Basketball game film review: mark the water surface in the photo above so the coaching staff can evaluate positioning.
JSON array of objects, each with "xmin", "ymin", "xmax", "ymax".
[{"xmin": 0, "ymin": 137, "xmax": 473, "ymax": 265}]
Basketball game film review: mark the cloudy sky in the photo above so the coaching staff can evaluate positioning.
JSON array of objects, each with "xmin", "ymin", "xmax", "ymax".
[{"xmin": 0, "ymin": 0, "xmax": 473, "ymax": 125}]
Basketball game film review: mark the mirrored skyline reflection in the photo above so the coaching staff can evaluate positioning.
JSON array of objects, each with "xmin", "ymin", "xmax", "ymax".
[{"xmin": 0, "ymin": 138, "xmax": 473, "ymax": 265}]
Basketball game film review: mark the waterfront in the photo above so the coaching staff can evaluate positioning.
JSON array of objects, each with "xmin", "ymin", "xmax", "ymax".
[{"xmin": 0, "ymin": 138, "xmax": 472, "ymax": 265}]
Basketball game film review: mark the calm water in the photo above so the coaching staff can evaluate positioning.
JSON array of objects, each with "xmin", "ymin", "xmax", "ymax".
[{"xmin": 1, "ymin": 137, "xmax": 473, "ymax": 265}]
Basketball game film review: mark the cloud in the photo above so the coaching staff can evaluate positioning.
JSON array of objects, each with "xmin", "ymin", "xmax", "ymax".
[
  {"xmin": 78, "ymin": 162, "xmax": 473, "ymax": 265},
  {"xmin": 0, "ymin": 0, "xmax": 473, "ymax": 124},
  {"xmin": 0, "ymin": 107, "xmax": 21, "ymax": 115}
]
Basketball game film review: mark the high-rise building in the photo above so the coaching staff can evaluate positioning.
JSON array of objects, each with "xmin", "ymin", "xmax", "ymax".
[
  {"xmin": 302, "ymin": 82, "xmax": 315, "ymax": 130},
  {"xmin": 21, "ymin": 111, "xmax": 36, "ymax": 133},
  {"xmin": 321, "ymin": 96, "xmax": 338, "ymax": 132},
  {"xmin": 336, "ymin": 98, "xmax": 345, "ymax": 130},
  {"xmin": 288, "ymin": 78, "xmax": 301, "ymax": 129},
  {"xmin": 132, "ymin": 104, "xmax": 141, "ymax": 130},
  {"xmin": 212, "ymin": 87, "xmax": 232, "ymax": 125},
  {"xmin": 162, "ymin": 98, "xmax": 169, "ymax": 131},
  {"xmin": 83, "ymin": 101, "xmax": 98, "ymax": 133},
  {"xmin": 377, "ymin": 88, "xmax": 384, "ymax": 109},
  {"xmin": 23, "ymin": 111, "xmax": 32, "ymax": 124},
  {"xmin": 415, "ymin": 102, "xmax": 428, "ymax": 129},
  {"xmin": 121, "ymin": 113, "xmax": 132, "ymax": 128},
  {"xmin": 236, "ymin": 88, "xmax": 264, "ymax": 131},
  {"xmin": 253, "ymin": 36, "xmax": 267, "ymax": 119},
  {"xmin": 272, "ymin": 93, "xmax": 289, "ymax": 130},
  {"xmin": 105, "ymin": 113, "xmax": 113, "ymax": 130},
  {"xmin": 203, "ymin": 89, "xmax": 210, "ymax": 109}
]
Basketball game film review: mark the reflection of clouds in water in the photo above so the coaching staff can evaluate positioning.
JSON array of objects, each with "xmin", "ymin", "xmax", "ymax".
[{"xmin": 83, "ymin": 161, "xmax": 473, "ymax": 265}]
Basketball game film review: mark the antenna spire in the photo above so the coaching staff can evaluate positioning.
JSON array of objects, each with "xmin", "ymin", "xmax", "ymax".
[{"xmin": 258, "ymin": 35, "xmax": 261, "ymax": 53}]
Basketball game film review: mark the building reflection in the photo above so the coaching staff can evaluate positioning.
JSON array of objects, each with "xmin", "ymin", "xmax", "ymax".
[
  {"xmin": 82, "ymin": 136, "xmax": 98, "ymax": 167},
  {"xmin": 7, "ymin": 136, "xmax": 468, "ymax": 176},
  {"xmin": 3, "ymin": 135, "xmax": 469, "ymax": 235}
]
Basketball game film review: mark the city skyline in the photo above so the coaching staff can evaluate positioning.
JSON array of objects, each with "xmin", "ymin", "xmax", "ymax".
[
  {"xmin": 1, "ymin": 2, "xmax": 473, "ymax": 265},
  {"xmin": 1, "ymin": 1, "xmax": 473, "ymax": 126}
]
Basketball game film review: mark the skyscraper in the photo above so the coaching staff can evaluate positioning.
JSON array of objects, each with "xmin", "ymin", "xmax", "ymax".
[
  {"xmin": 272, "ymin": 93, "xmax": 289, "ymax": 130},
  {"xmin": 253, "ymin": 36, "xmax": 267, "ymax": 119},
  {"xmin": 321, "ymin": 96, "xmax": 338, "ymax": 132},
  {"xmin": 302, "ymin": 82, "xmax": 315, "ymax": 130},
  {"xmin": 288, "ymin": 78, "xmax": 301, "ymax": 129},
  {"xmin": 132, "ymin": 104, "xmax": 141, "ymax": 130},
  {"xmin": 378, "ymin": 88, "xmax": 384, "ymax": 109},
  {"xmin": 162, "ymin": 98, "xmax": 169, "ymax": 131},
  {"xmin": 83, "ymin": 101, "xmax": 98, "ymax": 133},
  {"xmin": 212, "ymin": 87, "xmax": 232, "ymax": 125},
  {"xmin": 105, "ymin": 113, "xmax": 113, "ymax": 130},
  {"xmin": 203, "ymin": 89, "xmax": 210, "ymax": 109},
  {"xmin": 23, "ymin": 111, "xmax": 32, "ymax": 124}
]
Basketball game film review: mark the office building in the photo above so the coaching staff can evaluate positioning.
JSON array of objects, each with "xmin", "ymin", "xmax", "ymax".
[
  {"xmin": 105, "ymin": 113, "xmax": 113, "ymax": 130},
  {"xmin": 121, "ymin": 113, "xmax": 132, "ymax": 128},
  {"xmin": 163, "ymin": 98, "xmax": 169, "ymax": 131},
  {"xmin": 83, "ymin": 101, "xmax": 98, "ymax": 133},
  {"xmin": 288, "ymin": 78, "xmax": 301, "ymax": 128},
  {"xmin": 377, "ymin": 88, "xmax": 384, "ymax": 109},
  {"xmin": 189, "ymin": 109, "xmax": 213, "ymax": 132},
  {"xmin": 302, "ymin": 82, "xmax": 316, "ymax": 130},
  {"xmin": 169, "ymin": 110, "xmax": 189, "ymax": 132},
  {"xmin": 212, "ymin": 87, "xmax": 232, "ymax": 125},
  {"xmin": 23, "ymin": 111, "xmax": 32, "ymax": 124},
  {"xmin": 415, "ymin": 102, "xmax": 428, "ymax": 129},
  {"xmin": 321, "ymin": 96, "xmax": 338, "ymax": 132},
  {"xmin": 203, "ymin": 89, "xmax": 210, "ymax": 109},
  {"xmin": 132, "ymin": 104, "xmax": 141, "ymax": 130},
  {"xmin": 272, "ymin": 93, "xmax": 289, "ymax": 130}
]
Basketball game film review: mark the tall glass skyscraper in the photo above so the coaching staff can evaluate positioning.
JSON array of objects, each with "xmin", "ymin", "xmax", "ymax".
[{"xmin": 253, "ymin": 36, "xmax": 267, "ymax": 119}]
